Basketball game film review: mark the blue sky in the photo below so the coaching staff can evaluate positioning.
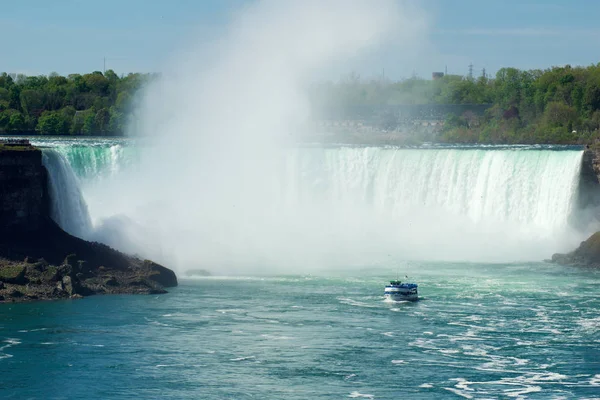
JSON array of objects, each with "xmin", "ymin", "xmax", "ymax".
[{"xmin": 2, "ymin": 0, "xmax": 600, "ymax": 80}]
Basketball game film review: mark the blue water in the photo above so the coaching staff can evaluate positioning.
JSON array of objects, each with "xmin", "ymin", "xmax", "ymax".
[{"xmin": 2, "ymin": 262, "xmax": 599, "ymax": 399}]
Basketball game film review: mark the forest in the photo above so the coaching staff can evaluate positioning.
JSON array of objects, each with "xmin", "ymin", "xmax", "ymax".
[
  {"xmin": 0, "ymin": 70, "xmax": 153, "ymax": 136},
  {"xmin": 2, "ymin": 63, "xmax": 600, "ymax": 144},
  {"xmin": 310, "ymin": 63, "xmax": 600, "ymax": 144}
]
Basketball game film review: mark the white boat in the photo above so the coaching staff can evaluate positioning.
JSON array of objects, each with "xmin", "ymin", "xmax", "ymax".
[{"xmin": 384, "ymin": 280, "xmax": 418, "ymax": 301}]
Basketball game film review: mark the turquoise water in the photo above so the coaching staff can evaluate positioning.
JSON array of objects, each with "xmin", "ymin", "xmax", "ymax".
[
  {"xmin": 1, "ymin": 262, "xmax": 599, "ymax": 399},
  {"xmin": 2, "ymin": 137, "xmax": 599, "ymax": 398}
]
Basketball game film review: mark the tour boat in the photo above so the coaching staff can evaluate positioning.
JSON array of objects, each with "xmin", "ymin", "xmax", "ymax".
[{"xmin": 384, "ymin": 280, "xmax": 418, "ymax": 301}]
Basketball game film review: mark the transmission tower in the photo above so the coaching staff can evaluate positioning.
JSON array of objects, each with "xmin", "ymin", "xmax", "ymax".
[{"xmin": 468, "ymin": 63, "xmax": 474, "ymax": 79}]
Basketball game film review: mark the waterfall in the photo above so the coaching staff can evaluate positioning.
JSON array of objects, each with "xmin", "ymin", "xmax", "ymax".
[
  {"xmin": 42, "ymin": 149, "xmax": 93, "ymax": 239},
  {"xmin": 281, "ymin": 147, "xmax": 584, "ymax": 233},
  {"xmin": 39, "ymin": 141, "xmax": 592, "ymax": 268}
]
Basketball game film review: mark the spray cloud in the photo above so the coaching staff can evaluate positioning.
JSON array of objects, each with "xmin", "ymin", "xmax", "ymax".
[
  {"xmin": 86, "ymin": 1, "xmax": 590, "ymax": 273},
  {"xmin": 87, "ymin": 0, "xmax": 432, "ymax": 274}
]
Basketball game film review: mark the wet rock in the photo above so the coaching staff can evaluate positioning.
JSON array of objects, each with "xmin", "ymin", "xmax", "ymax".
[
  {"xmin": 144, "ymin": 260, "xmax": 178, "ymax": 288},
  {"xmin": 0, "ymin": 265, "xmax": 27, "ymax": 284},
  {"xmin": 62, "ymin": 276, "xmax": 74, "ymax": 295},
  {"xmin": 104, "ymin": 277, "xmax": 118, "ymax": 287},
  {"xmin": 0, "ymin": 143, "xmax": 178, "ymax": 303},
  {"xmin": 41, "ymin": 266, "xmax": 60, "ymax": 282},
  {"xmin": 551, "ymin": 231, "xmax": 600, "ymax": 268}
]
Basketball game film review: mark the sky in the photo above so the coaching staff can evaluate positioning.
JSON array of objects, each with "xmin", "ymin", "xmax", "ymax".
[{"xmin": 2, "ymin": 0, "xmax": 600, "ymax": 81}]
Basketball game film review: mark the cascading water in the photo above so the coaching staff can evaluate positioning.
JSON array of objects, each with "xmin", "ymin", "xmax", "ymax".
[
  {"xmin": 41, "ymin": 149, "xmax": 93, "ymax": 239},
  {"xmin": 282, "ymin": 147, "xmax": 583, "ymax": 232},
  {"xmin": 37, "ymin": 139, "xmax": 593, "ymax": 271},
  {"xmin": 31, "ymin": 138, "xmax": 133, "ymax": 181}
]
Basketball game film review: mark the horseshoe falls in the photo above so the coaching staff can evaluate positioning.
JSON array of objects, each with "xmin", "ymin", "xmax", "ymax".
[{"xmin": 35, "ymin": 139, "xmax": 591, "ymax": 269}]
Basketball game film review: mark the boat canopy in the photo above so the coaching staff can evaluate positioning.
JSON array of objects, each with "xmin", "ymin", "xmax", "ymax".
[{"xmin": 387, "ymin": 281, "xmax": 418, "ymax": 289}]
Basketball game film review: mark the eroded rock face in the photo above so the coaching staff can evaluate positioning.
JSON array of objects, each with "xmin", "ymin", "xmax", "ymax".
[
  {"xmin": 578, "ymin": 148, "xmax": 600, "ymax": 213},
  {"xmin": 0, "ymin": 141, "xmax": 178, "ymax": 303},
  {"xmin": 0, "ymin": 144, "xmax": 47, "ymax": 234},
  {"xmin": 550, "ymin": 231, "xmax": 600, "ymax": 268},
  {"xmin": 0, "ymin": 225, "xmax": 179, "ymax": 302}
]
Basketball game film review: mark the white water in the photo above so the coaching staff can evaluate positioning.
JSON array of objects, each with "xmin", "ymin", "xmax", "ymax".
[
  {"xmin": 40, "ymin": 142, "xmax": 592, "ymax": 273},
  {"xmin": 282, "ymin": 147, "xmax": 582, "ymax": 232},
  {"xmin": 42, "ymin": 150, "xmax": 93, "ymax": 239},
  {"xmin": 31, "ymin": 0, "xmax": 596, "ymax": 273}
]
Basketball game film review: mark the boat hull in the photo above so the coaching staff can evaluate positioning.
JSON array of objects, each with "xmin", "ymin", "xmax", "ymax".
[
  {"xmin": 384, "ymin": 292, "xmax": 419, "ymax": 302},
  {"xmin": 384, "ymin": 283, "xmax": 419, "ymax": 301}
]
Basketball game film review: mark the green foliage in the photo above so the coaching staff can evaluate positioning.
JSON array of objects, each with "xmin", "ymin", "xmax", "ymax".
[
  {"xmin": 313, "ymin": 63, "xmax": 600, "ymax": 144},
  {"xmin": 36, "ymin": 110, "xmax": 71, "ymax": 135},
  {"xmin": 3, "ymin": 63, "xmax": 600, "ymax": 144},
  {"xmin": 7, "ymin": 113, "xmax": 25, "ymax": 132},
  {"xmin": 0, "ymin": 71, "xmax": 155, "ymax": 135}
]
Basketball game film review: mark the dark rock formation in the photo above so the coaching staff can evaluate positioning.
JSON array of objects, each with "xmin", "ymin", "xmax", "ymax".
[
  {"xmin": 579, "ymin": 148, "xmax": 600, "ymax": 209},
  {"xmin": 0, "ymin": 143, "xmax": 47, "ymax": 233},
  {"xmin": 0, "ymin": 140, "xmax": 177, "ymax": 302},
  {"xmin": 550, "ymin": 231, "xmax": 600, "ymax": 268}
]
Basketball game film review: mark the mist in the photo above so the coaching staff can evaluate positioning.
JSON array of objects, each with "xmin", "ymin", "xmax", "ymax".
[
  {"xmin": 83, "ymin": 0, "xmax": 587, "ymax": 275},
  {"xmin": 85, "ymin": 0, "xmax": 430, "ymax": 274}
]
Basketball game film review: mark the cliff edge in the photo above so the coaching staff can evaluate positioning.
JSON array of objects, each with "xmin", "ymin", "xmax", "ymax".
[
  {"xmin": 550, "ymin": 231, "xmax": 600, "ymax": 268},
  {"xmin": 0, "ymin": 140, "xmax": 177, "ymax": 302}
]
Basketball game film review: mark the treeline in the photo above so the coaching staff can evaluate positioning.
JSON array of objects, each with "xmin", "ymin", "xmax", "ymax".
[
  {"xmin": 0, "ymin": 70, "xmax": 155, "ymax": 135},
  {"xmin": 311, "ymin": 64, "xmax": 600, "ymax": 144},
  {"xmin": 3, "ymin": 63, "xmax": 600, "ymax": 143}
]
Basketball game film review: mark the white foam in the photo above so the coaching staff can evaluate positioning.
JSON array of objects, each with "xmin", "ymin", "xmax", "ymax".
[
  {"xmin": 503, "ymin": 385, "xmax": 542, "ymax": 397},
  {"xmin": 338, "ymin": 297, "xmax": 376, "ymax": 308},
  {"xmin": 260, "ymin": 334, "xmax": 294, "ymax": 340},
  {"xmin": 230, "ymin": 356, "xmax": 256, "ymax": 361},
  {"xmin": 348, "ymin": 392, "xmax": 374, "ymax": 399},
  {"xmin": 443, "ymin": 387, "xmax": 473, "ymax": 399}
]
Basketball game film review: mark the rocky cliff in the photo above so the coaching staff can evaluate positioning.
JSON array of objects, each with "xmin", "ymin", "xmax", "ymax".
[
  {"xmin": 551, "ymin": 145, "xmax": 600, "ymax": 268},
  {"xmin": 0, "ymin": 143, "xmax": 47, "ymax": 233},
  {"xmin": 579, "ymin": 147, "xmax": 600, "ymax": 208},
  {"xmin": 550, "ymin": 231, "xmax": 600, "ymax": 268},
  {"xmin": 0, "ymin": 140, "xmax": 177, "ymax": 302}
]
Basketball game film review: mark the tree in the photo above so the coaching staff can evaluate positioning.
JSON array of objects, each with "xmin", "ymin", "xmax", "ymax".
[
  {"xmin": 36, "ymin": 111, "xmax": 71, "ymax": 135},
  {"xmin": 84, "ymin": 73, "xmax": 109, "ymax": 96},
  {"xmin": 20, "ymin": 89, "xmax": 46, "ymax": 116},
  {"xmin": 94, "ymin": 108, "xmax": 110, "ymax": 135},
  {"xmin": 0, "ymin": 111, "xmax": 9, "ymax": 129},
  {"xmin": 83, "ymin": 113, "xmax": 96, "ymax": 135},
  {"xmin": 8, "ymin": 86, "xmax": 21, "ymax": 110},
  {"xmin": 7, "ymin": 113, "xmax": 25, "ymax": 133}
]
